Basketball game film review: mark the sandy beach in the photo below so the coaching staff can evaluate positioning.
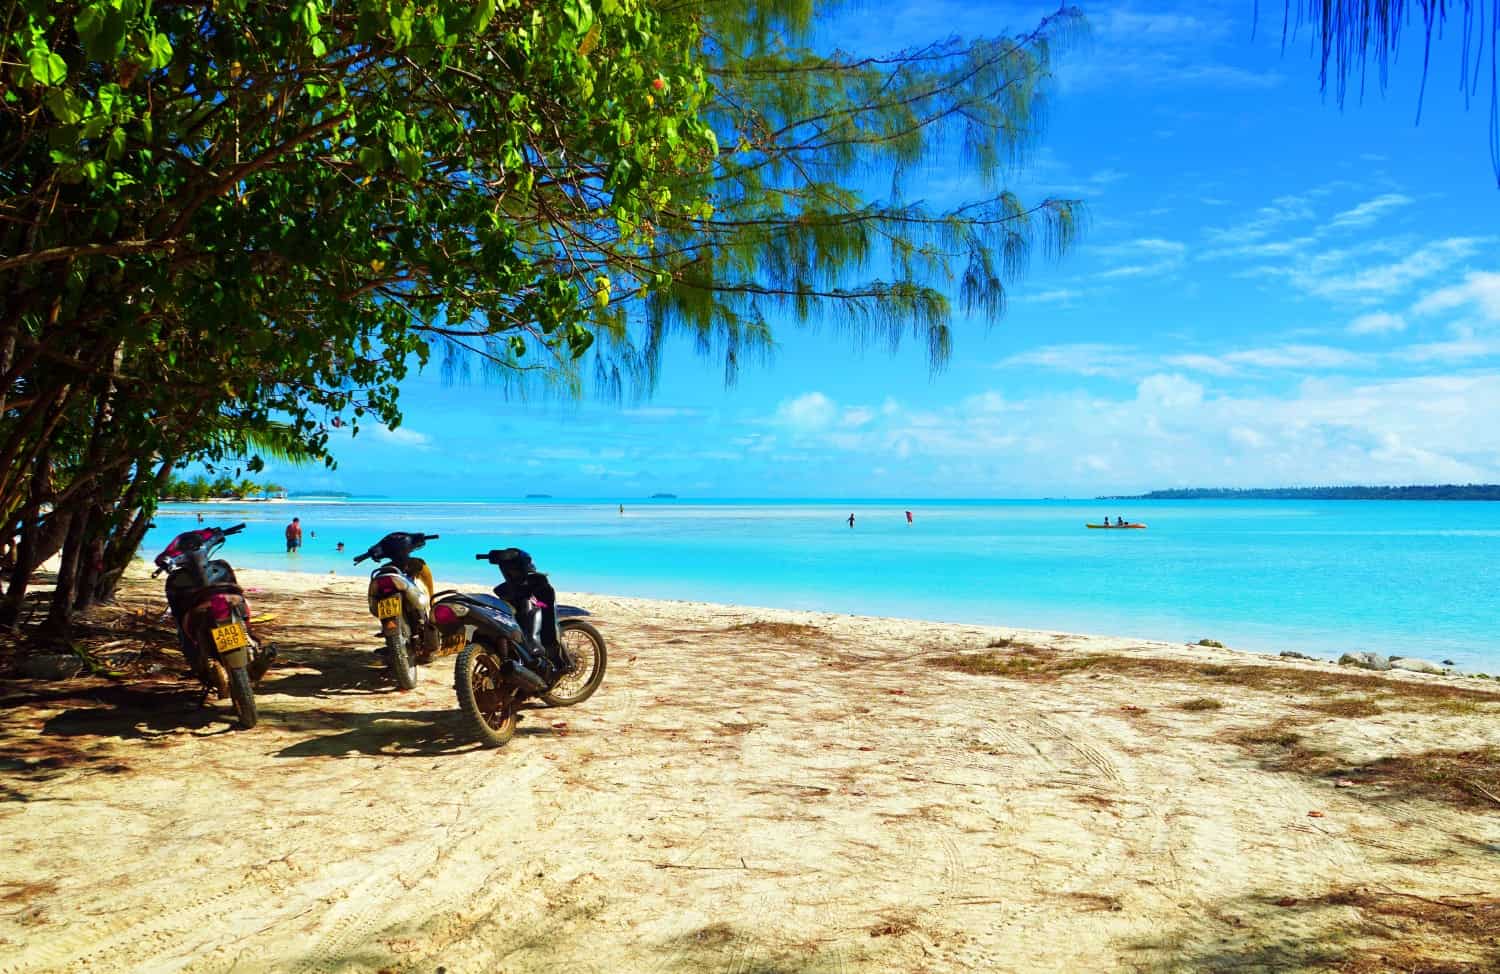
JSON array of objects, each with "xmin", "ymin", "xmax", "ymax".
[{"xmin": 2, "ymin": 565, "xmax": 1497, "ymax": 973}]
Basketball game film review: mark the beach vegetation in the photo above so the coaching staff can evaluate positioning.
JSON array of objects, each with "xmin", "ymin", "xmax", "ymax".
[
  {"xmin": 1, "ymin": 0, "xmax": 1085, "ymax": 635},
  {"xmin": 723, "ymin": 620, "xmax": 825, "ymax": 642},
  {"xmin": 160, "ymin": 477, "xmax": 281, "ymax": 501},
  {"xmin": 1177, "ymin": 697, "xmax": 1224, "ymax": 711},
  {"xmin": 931, "ymin": 646, "xmax": 1500, "ymax": 716},
  {"xmin": 1231, "ymin": 721, "xmax": 1500, "ymax": 812}
]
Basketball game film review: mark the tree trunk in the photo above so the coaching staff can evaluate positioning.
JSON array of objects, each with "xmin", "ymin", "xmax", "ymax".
[
  {"xmin": 73, "ymin": 505, "xmax": 108, "ymax": 614},
  {"xmin": 0, "ymin": 448, "xmax": 54, "ymax": 629},
  {"xmin": 43, "ymin": 502, "xmax": 89, "ymax": 638},
  {"xmin": 94, "ymin": 459, "xmax": 174, "ymax": 605}
]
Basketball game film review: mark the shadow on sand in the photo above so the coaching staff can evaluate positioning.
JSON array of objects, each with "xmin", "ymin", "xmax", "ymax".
[{"xmin": 272, "ymin": 707, "xmax": 553, "ymax": 759}]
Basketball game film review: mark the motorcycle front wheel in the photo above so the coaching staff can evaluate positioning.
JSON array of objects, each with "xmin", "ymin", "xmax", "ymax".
[
  {"xmin": 385, "ymin": 616, "xmax": 418, "ymax": 691},
  {"xmin": 455, "ymin": 642, "xmax": 517, "ymax": 748},
  {"xmin": 228, "ymin": 665, "xmax": 258, "ymax": 729},
  {"xmin": 539, "ymin": 619, "xmax": 607, "ymax": 707}
]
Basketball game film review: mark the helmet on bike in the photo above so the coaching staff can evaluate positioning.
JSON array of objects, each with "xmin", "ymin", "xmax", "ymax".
[{"xmin": 495, "ymin": 547, "xmax": 536, "ymax": 583}]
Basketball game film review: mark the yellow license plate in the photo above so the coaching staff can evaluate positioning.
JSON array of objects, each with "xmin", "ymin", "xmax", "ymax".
[
  {"xmin": 376, "ymin": 596, "xmax": 402, "ymax": 619},
  {"xmin": 211, "ymin": 623, "xmax": 249, "ymax": 652}
]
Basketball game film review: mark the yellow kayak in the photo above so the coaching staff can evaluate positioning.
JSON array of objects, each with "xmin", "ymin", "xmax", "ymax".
[{"xmin": 1086, "ymin": 523, "xmax": 1147, "ymax": 529}]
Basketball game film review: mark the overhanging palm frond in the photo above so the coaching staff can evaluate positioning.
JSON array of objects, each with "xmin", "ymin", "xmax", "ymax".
[{"xmin": 1273, "ymin": 1, "xmax": 1500, "ymax": 186}]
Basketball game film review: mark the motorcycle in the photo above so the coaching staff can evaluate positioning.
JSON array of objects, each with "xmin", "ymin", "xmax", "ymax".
[
  {"xmin": 152, "ymin": 523, "xmax": 274, "ymax": 729},
  {"xmin": 352, "ymin": 531, "xmax": 441, "ymax": 691},
  {"xmin": 432, "ymin": 547, "xmax": 606, "ymax": 747}
]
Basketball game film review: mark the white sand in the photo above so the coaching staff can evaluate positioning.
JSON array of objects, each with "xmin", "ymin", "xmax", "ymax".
[{"xmin": 1, "ymin": 565, "xmax": 1496, "ymax": 973}]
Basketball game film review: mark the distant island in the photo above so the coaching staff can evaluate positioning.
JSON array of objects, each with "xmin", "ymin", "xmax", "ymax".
[
  {"xmin": 1101, "ymin": 485, "xmax": 1500, "ymax": 501},
  {"xmin": 287, "ymin": 490, "xmax": 356, "ymax": 499},
  {"xmin": 525, "ymin": 493, "xmax": 553, "ymax": 499},
  {"xmin": 650, "ymin": 493, "xmax": 678, "ymax": 499}
]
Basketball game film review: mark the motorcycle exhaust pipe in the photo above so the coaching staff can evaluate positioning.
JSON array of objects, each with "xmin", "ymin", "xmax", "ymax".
[{"xmin": 501, "ymin": 659, "xmax": 548, "ymax": 692}]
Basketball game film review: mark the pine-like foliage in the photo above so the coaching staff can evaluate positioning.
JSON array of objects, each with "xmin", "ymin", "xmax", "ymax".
[{"xmin": 582, "ymin": 1, "xmax": 1088, "ymax": 393}]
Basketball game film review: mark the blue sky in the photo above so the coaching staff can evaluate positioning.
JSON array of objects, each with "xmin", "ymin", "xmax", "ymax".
[{"xmin": 278, "ymin": 1, "xmax": 1500, "ymax": 499}]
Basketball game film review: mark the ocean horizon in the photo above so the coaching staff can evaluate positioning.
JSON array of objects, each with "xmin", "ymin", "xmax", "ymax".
[{"xmin": 145, "ymin": 497, "xmax": 1500, "ymax": 672}]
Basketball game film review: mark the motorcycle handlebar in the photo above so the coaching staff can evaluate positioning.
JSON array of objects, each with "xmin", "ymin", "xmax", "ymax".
[
  {"xmin": 223, "ymin": 523, "xmax": 246, "ymax": 535},
  {"xmin": 424, "ymin": 534, "xmax": 440, "ymax": 540},
  {"xmin": 352, "ymin": 553, "xmax": 369, "ymax": 564},
  {"xmin": 474, "ymin": 553, "xmax": 489, "ymax": 561}
]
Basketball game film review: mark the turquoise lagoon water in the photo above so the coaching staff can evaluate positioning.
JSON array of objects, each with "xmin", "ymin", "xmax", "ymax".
[{"xmin": 144, "ymin": 499, "xmax": 1500, "ymax": 671}]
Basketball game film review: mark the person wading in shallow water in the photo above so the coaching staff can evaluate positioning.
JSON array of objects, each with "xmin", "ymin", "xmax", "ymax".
[
  {"xmin": 847, "ymin": 513, "xmax": 855, "ymax": 528},
  {"xmin": 285, "ymin": 517, "xmax": 302, "ymax": 553}
]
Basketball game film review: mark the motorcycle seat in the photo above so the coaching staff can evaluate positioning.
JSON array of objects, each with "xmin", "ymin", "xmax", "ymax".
[{"xmin": 440, "ymin": 592, "xmax": 517, "ymax": 619}]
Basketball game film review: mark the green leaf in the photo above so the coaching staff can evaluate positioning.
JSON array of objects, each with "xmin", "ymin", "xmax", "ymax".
[
  {"xmin": 44, "ymin": 88, "xmax": 83, "ymax": 123},
  {"xmin": 398, "ymin": 147, "xmax": 422, "ymax": 179},
  {"xmin": 76, "ymin": 2, "xmax": 129, "ymax": 62},
  {"xmin": 147, "ymin": 33, "xmax": 173, "ymax": 70},
  {"xmin": 469, "ymin": 0, "xmax": 496, "ymax": 33},
  {"xmin": 294, "ymin": 1, "xmax": 322, "ymax": 37},
  {"xmin": 107, "ymin": 126, "xmax": 127, "ymax": 160},
  {"xmin": 97, "ymin": 82, "xmax": 121, "ymax": 114},
  {"xmin": 28, "ymin": 46, "xmax": 67, "ymax": 86}
]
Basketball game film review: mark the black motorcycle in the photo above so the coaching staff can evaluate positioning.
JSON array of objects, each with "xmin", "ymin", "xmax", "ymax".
[
  {"xmin": 152, "ymin": 523, "xmax": 274, "ymax": 728},
  {"xmin": 432, "ymin": 547, "xmax": 606, "ymax": 747},
  {"xmin": 353, "ymin": 531, "xmax": 440, "ymax": 691}
]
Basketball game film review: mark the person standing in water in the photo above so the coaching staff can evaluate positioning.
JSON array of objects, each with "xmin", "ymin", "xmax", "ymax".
[
  {"xmin": 847, "ymin": 513, "xmax": 855, "ymax": 528},
  {"xmin": 285, "ymin": 517, "xmax": 302, "ymax": 553},
  {"xmin": 905, "ymin": 510, "xmax": 913, "ymax": 525}
]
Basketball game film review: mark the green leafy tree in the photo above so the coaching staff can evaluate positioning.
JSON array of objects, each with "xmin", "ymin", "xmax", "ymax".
[{"xmin": 1, "ymin": 0, "xmax": 1084, "ymax": 631}]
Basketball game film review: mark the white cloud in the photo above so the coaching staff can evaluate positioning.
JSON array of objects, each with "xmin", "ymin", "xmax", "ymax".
[
  {"xmin": 1223, "ymin": 344, "xmax": 1371, "ymax": 370},
  {"xmin": 748, "ymin": 373, "xmax": 1500, "ymax": 492},
  {"xmin": 1205, "ymin": 193, "xmax": 1318, "ymax": 248},
  {"xmin": 1229, "ymin": 426, "xmax": 1267, "ymax": 449},
  {"xmin": 1018, "ymin": 287, "xmax": 1084, "ymax": 305},
  {"xmin": 1001, "ymin": 341, "xmax": 1374, "ymax": 379},
  {"xmin": 1276, "ymin": 237, "xmax": 1490, "ymax": 299},
  {"xmin": 1162, "ymin": 353, "xmax": 1238, "ymax": 376},
  {"xmin": 962, "ymin": 391, "xmax": 1018, "ymax": 413},
  {"xmin": 622, "ymin": 406, "xmax": 706, "ymax": 419},
  {"xmin": 1094, "ymin": 237, "xmax": 1187, "ymax": 279},
  {"xmin": 998, "ymin": 344, "xmax": 1144, "ymax": 377},
  {"xmin": 1412, "ymin": 270, "xmax": 1500, "ymax": 321},
  {"xmin": 1328, "ymin": 193, "xmax": 1413, "ymax": 229},
  {"xmin": 1348, "ymin": 312, "xmax": 1407, "ymax": 335},
  {"xmin": 1397, "ymin": 335, "xmax": 1500, "ymax": 363},
  {"xmin": 370, "ymin": 425, "xmax": 431, "ymax": 449},
  {"xmin": 774, "ymin": 392, "xmax": 837, "ymax": 430},
  {"xmin": 1136, "ymin": 373, "xmax": 1204, "ymax": 409}
]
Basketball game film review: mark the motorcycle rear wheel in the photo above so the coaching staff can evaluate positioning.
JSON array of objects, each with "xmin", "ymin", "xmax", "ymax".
[
  {"xmin": 385, "ymin": 617, "xmax": 418, "ymax": 691},
  {"xmin": 455, "ymin": 642, "xmax": 516, "ymax": 748},
  {"xmin": 228, "ymin": 665, "xmax": 258, "ymax": 729},
  {"xmin": 540, "ymin": 619, "xmax": 607, "ymax": 707}
]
